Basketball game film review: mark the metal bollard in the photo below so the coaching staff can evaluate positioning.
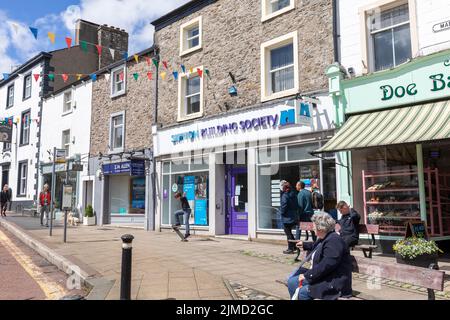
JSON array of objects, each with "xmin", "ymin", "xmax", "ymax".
[{"xmin": 120, "ymin": 234, "xmax": 134, "ymax": 300}]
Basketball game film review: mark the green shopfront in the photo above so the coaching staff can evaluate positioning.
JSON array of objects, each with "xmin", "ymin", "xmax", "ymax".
[{"xmin": 320, "ymin": 49, "xmax": 450, "ymax": 241}]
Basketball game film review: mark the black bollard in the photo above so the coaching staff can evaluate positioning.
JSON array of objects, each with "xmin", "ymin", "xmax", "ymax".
[{"xmin": 120, "ymin": 234, "xmax": 134, "ymax": 300}]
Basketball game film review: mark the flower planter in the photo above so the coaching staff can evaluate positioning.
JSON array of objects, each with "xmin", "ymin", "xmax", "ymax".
[
  {"xmin": 83, "ymin": 216, "xmax": 96, "ymax": 226},
  {"xmin": 395, "ymin": 253, "xmax": 439, "ymax": 269}
]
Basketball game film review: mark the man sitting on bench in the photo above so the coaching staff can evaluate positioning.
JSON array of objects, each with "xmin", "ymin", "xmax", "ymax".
[
  {"xmin": 173, "ymin": 192, "xmax": 191, "ymax": 240},
  {"xmin": 336, "ymin": 201, "xmax": 361, "ymax": 248}
]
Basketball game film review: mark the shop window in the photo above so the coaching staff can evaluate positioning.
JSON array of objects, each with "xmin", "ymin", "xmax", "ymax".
[
  {"xmin": 17, "ymin": 161, "xmax": 28, "ymax": 196},
  {"xmin": 261, "ymin": 32, "xmax": 299, "ymax": 102},
  {"xmin": 3, "ymin": 142, "xmax": 11, "ymax": 152},
  {"xmin": 20, "ymin": 110, "xmax": 31, "ymax": 146},
  {"xmin": 180, "ymin": 16, "xmax": 202, "ymax": 56},
  {"xmin": 63, "ymin": 90, "xmax": 73, "ymax": 114},
  {"xmin": 110, "ymin": 112, "xmax": 125, "ymax": 152},
  {"xmin": 287, "ymin": 143, "xmax": 318, "ymax": 161},
  {"xmin": 262, "ymin": 0, "xmax": 295, "ymax": 22},
  {"xmin": 109, "ymin": 176, "xmax": 145, "ymax": 215},
  {"xmin": 368, "ymin": 3, "xmax": 412, "ymax": 72},
  {"xmin": 178, "ymin": 68, "xmax": 204, "ymax": 121},
  {"xmin": 111, "ymin": 65, "xmax": 126, "ymax": 97},
  {"xmin": 23, "ymin": 74, "xmax": 32, "ymax": 100},
  {"xmin": 259, "ymin": 147, "xmax": 286, "ymax": 164},
  {"xmin": 6, "ymin": 84, "xmax": 14, "ymax": 108}
]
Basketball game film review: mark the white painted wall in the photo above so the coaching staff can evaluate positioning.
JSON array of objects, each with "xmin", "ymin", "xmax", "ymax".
[
  {"xmin": 0, "ymin": 64, "xmax": 43, "ymax": 205},
  {"xmin": 41, "ymin": 80, "xmax": 93, "ymax": 214},
  {"xmin": 339, "ymin": 0, "xmax": 450, "ymax": 75}
]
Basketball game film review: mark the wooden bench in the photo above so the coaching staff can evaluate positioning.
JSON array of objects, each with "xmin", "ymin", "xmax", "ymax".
[
  {"xmin": 293, "ymin": 222, "xmax": 379, "ymax": 261},
  {"xmin": 278, "ymin": 255, "xmax": 445, "ymax": 300}
]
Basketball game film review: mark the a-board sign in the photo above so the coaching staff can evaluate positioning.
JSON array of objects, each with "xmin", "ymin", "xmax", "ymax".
[
  {"xmin": 62, "ymin": 185, "xmax": 73, "ymax": 210},
  {"xmin": 405, "ymin": 221, "xmax": 429, "ymax": 239}
]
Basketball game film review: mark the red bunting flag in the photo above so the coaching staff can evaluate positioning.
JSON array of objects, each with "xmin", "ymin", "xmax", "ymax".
[
  {"xmin": 197, "ymin": 68, "xmax": 203, "ymax": 78},
  {"xmin": 163, "ymin": 61, "xmax": 168, "ymax": 69},
  {"xmin": 96, "ymin": 45, "xmax": 102, "ymax": 56},
  {"xmin": 33, "ymin": 74, "xmax": 40, "ymax": 82},
  {"xmin": 62, "ymin": 74, "xmax": 69, "ymax": 83},
  {"xmin": 147, "ymin": 72, "xmax": 153, "ymax": 80},
  {"xmin": 65, "ymin": 37, "xmax": 72, "ymax": 48},
  {"xmin": 146, "ymin": 57, "xmax": 151, "ymax": 66}
]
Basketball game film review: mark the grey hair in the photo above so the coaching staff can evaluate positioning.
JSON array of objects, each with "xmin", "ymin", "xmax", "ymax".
[{"xmin": 311, "ymin": 212, "xmax": 336, "ymax": 233}]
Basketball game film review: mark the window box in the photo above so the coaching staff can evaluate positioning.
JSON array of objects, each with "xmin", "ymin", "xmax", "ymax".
[
  {"xmin": 262, "ymin": 0, "xmax": 295, "ymax": 22},
  {"xmin": 178, "ymin": 67, "xmax": 204, "ymax": 122},
  {"xmin": 180, "ymin": 16, "xmax": 202, "ymax": 56},
  {"xmin": 261, "ymin": 31, "xmax": 299, "ymax": 102},
  {"xmin": 110, "ymin": 65, "xmax": 126, "ymax": 98}
]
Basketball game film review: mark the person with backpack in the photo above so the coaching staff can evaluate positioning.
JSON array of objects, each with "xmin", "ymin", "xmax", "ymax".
[
  {"xmin": 39, "ymin": 184, "xmax": 51, "ymax": 227},
  {"xmin": 279, "ymin": 181, "xmax": 299, "ymax": 254},
  {"xmin": 296, "ymin": 181, "xmax": 317, "ymax": 242},
  {"xmin": 311, "ymin": 183, "xmax": 324, "ymax": 211}
]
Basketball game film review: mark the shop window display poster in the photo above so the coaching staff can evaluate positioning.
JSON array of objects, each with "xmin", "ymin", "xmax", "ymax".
[
  {"xmin": 183, "ymin": 176, "xmax": 196, "ymax": 200},
  {"xmin": 194, "ymin": 199, "xmax": 208, "ymax": 225},
  {"xmin": 132, "ymin": 178, "xmax": 146, "ymax": 209}
]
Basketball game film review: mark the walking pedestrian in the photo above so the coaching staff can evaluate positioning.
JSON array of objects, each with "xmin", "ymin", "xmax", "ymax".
[
  {"xmin": 173, "ymin": 192, "xmax": 192, "ymax": 239},
  {"xmin": 39, "ymin": 184, "xmax": 51, "ymax": 227},
  {"xmin": 0, "ymin": 184, "xmax": 11, "ymax": 217},
  {"xmin": 296, "ymin": 181, "xmax": 316, "ymax": 241},
  {"xmin": 279, "ymin": 181, "xmax": 299, "ymax": 254}
]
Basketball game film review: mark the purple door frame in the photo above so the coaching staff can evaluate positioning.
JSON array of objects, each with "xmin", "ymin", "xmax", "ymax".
[{"xmin": 225, "ymin": 166, "xmax": 248, "ymax": 235}]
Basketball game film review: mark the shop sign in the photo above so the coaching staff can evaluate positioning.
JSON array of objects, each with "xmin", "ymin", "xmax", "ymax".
[
  {"xmin": 0, "ymin": 123, "xmax": 12, "ymax": 143},
  {"xmin": 130, "ymin": 160, "xmax": 145, "ymax": 176},
  {"xmin": 433, "ymin": 20, "xmax": 450, "ymax": 33},
  {"xmin": 170, "ymin": 102, "xmax": 313, "ymax": 145},
  {"xmin": 405, "ymin": 221, "xmax": 429, "ymax": 240},
  {"xmin": 55, "ymin": 149, "xmax": 67, "ymax": 164},
  {"xmin": 102, "ymin": 160, "xmax": 145, "ymax": 176},
  {"xmin": 172, "ymin": 184, "xmax": 178, "ymax": 193},
  {"xmin": 342, "ymin": 52, "xmax": 450, "ymax": 114},
  {"xmin": 71, "ymin": 163, "xmax": 84, "ymax": 172}
]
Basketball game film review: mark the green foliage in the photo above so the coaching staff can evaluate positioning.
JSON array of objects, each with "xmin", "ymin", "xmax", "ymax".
[
  {"xmin": 85, "ymin": 205, "xmax": 94, "ymax": 218},
  {"xmin": 393, "ymin": 237, "xmax": 443, "ymax": 260}
]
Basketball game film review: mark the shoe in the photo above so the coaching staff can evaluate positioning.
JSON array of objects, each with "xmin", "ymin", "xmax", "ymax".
[
  {"xmin": 283, "ymin": 249, "xmax": 295, "ymax": 254},
  {"xmin": 184, "ymin": 233, "xmax": 191, "ymax": 239}
]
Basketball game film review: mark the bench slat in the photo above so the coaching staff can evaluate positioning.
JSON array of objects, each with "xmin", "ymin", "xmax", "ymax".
[{"xmin": 351, "ymin": 256, "xmax": 444, "ymax": 291}]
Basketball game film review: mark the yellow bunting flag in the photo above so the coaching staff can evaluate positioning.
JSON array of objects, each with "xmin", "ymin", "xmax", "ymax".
[
  {"xmin": 160, "ymin": 72, "xmax": 167, "ymax": 80},
  {"xmin": 47, "ymin": 32, "xmax": 55, "ymax": 44},
  {"xmin": 134, "ymin": 55, "xmax": 139, "ymax": 63},
  {"xmin": 76, "ymin": 74, "xmax": 83, "ymax": 81}
]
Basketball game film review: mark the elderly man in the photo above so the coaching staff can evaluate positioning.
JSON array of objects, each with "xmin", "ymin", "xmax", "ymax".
[
  {"xmin": 287, "ymin": 212, "xmax": 353, "ymax": 300},
  {"xmin": 336, "ymin": 201, "xmax": 361, "ymax": 248}
]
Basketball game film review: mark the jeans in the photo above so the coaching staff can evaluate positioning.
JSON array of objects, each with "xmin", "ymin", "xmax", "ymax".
[
  {"xmin": 175, "ymin": 209, "xmax": 191, "ymax": 235},
  {"xmin": 287, "ymin": 268, "xmax": 313, "ymax": 300},
  {"xmin": 283, "ymin": 223, "xmax": 296, "ymax": 251},
  {"xmin": 1, "ymin": 202, "xmax": 7, "ymax": 215},
  {"xmin": 40, "ymin": 205, "xmax": 49, "ymax": 225}
]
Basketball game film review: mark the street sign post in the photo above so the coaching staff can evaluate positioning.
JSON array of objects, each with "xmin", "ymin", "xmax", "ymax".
[{"xmin": 62, "ymin": 184, "xmax": 73, "ymax": 243}]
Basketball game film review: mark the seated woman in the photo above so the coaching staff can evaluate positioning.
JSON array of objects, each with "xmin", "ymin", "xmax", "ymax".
[{"xmin": 287, "ymin": 212, "xmax": 353, "ymax": 300}]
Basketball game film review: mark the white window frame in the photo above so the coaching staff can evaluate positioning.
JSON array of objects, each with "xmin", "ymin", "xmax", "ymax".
[
  {"xmin": 23, "ymin": 74, "xmax": 32, "ymax": 100},
  {"xmin": 180, "ymin": 16, "xmax": 203, "ymax": 56},
  {"xmin": 18, "ymin": 162, "xmax": 28, "ymax": 196},
  {"xmin": 110, "ymin": 65, "xmax": 127, "ymax": 98},
  {"xmin": 109, "ymin": 111, "xmax": 125, "ymax": 153},
  {"xmin": 7, "ymin": 85, "xmax": 14, "ymax": 108},
  {"xmin": 178, "ymin": 66, "xmax": 204, "ymax": 122},
  {"xmin": 262, "ymin": 0, "xmax": 295, "ymax": 22},
  {"xmin": 63, "ymin": 90, "xmax": 73, "ymax": 114},
  {"xmin": 62, "ymin": 129, "xmax": 71, "ymax": 156},
  {"xmin": 359, "ymin": 0, "xmax": 418, "ymax": 74},
  {"xmin": 21, "ymin": 111, "xmax": 30, "ymax": 145},
  {"xmin": 261, "ymin": 31, "xmax": 299, "ymax": 102}
]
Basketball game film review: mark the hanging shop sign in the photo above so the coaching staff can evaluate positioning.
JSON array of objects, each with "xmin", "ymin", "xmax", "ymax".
[
  {"xmin": 339, "ymin": 50, "xmax": 450, "ymax": 114},
  {"xmin": 433, "ymin": 20, "xmax": 450, "ymax": 33},
  {"xmin": 102, "ymin": 160, "xmax": 145, "ymax": 176},
  {"xmin": 55, "ymin": 149, "xmax": 67, "ymax": 164},
  {"xmin": 0, "ymin": 123, "xmax": 12, "ymax": 143}
]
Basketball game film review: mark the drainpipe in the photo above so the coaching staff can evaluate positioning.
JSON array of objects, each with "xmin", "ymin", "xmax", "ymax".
[
  {"xmin": 150, "ymin": 47, "xmax": 160, "ymax": 231},
  {"xmin": 332, "ymin": 0, "xmax": 340, "ymax": 63}
]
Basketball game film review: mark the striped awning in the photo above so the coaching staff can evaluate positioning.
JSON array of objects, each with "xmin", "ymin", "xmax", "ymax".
[{"xmin": 315, "ymin": 100, "xmax": 450, "ymax": 153}]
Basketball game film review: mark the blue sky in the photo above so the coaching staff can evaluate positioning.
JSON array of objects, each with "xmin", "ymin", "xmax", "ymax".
[{"xmin": 0, "ymin": 0, "xmax": 189, "ymax": 74}]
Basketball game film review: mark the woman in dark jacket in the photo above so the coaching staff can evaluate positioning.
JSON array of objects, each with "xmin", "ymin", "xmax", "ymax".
[
  {"xmin": 280, "ymin": 181, "xmax": 299, "ymax": 254},
  {"xmin": 287, "ymin": 212, "xmax": 353, "ymax": 300}
]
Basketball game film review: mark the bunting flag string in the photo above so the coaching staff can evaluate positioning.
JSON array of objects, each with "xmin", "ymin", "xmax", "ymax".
[
  {"xmin": 0, "ymin": 116, "xmax": 40, "ymax": 126},
  {"xmin": 65, "ymin": 37, "xmax": 72, "ymax": 48},
  {"xmin": 96, "ymin": 44, "xmax": 103, "ymax": 56}
]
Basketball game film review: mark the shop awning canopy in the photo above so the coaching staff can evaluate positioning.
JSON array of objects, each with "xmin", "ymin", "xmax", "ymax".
[{"xmin": 314, "ymin": 100, "xmax": 450, "ymax": 154}]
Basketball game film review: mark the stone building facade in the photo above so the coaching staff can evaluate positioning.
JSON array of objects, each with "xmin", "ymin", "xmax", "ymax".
[
  {"xmin": 153, "ymin": 0, "xmax": 335, "ymax": 127},
  {"xmin": 89, "ymin": 47, "xmax": 157, "ymax": 229},
  {"xmin": 151, "ymin": 0, "xmax": 338, "ymax": 240}
]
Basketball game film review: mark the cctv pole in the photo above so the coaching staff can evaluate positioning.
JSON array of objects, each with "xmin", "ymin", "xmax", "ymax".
[{"xmin": 50, "ymin": 147, "xmax": 56, "ymax": 236}]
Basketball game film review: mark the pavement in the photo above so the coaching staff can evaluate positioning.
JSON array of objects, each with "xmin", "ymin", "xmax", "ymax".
[{"xmin": 1, "ymin": 213, "xmax": 450, "ymax": 300}]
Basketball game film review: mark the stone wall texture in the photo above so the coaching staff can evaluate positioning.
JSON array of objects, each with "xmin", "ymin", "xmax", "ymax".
[
  {"xmin": 90, "ymin": 54, "xmax": 155, "ymax": 156},
  {"xmin": 154, "ymin": 0, "xmax": 334, "ymax": 127}
]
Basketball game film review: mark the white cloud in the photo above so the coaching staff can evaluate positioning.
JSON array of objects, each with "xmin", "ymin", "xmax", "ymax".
[{"xmin": 0, "ymin": 0, "xmax": 190, "ymax": 73}]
